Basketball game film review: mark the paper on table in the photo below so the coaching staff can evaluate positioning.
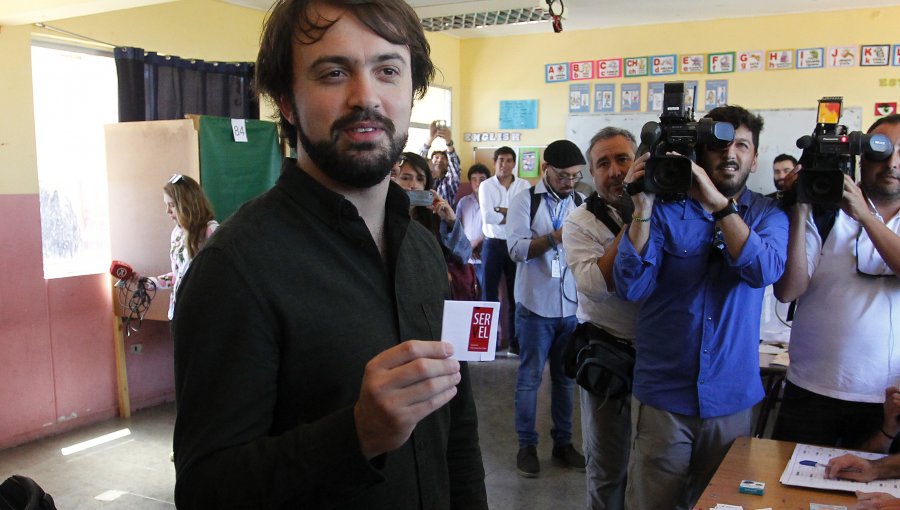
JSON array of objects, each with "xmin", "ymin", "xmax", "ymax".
[
  {"xmin": 441, "ymin": 300, "xmax": 499, "ymax": 362},
  {"xmin": 780, "ymin": 443, "xmax": 900, "ymax": 497}
]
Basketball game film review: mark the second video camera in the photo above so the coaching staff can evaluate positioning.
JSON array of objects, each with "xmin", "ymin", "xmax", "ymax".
[
  {"xmin": 628, "ymin": 82, "xmax": 734, "ymax": 196},
  {"xmin": 794, "ymin": 97, "xmax": 893, "ymax": 204}
]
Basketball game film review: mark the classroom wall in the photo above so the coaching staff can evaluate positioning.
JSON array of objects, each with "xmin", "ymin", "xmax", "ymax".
[
  {"xmin": 456, "ymin": 6, "xmax": 900, "ymax": 168},
  {"xmin": 0, "ymin": 0, "xmax": 460, "ymax": 449}
]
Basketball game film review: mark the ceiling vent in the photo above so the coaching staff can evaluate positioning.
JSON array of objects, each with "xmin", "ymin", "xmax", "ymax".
[{"xmin": 420, "ymin": 7, "xmax": 552, "ymax": 32}]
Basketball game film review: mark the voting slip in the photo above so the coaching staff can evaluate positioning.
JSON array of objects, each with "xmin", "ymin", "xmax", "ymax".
[{"xmin": 442, "ymin": 301, "xmax": 499, "ymax": 362}]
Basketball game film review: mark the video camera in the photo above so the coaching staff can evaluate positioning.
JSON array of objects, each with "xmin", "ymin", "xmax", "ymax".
[
  {"xmin": 626, "ymin": 82, "xmax": 735, "ymax": 197},
  {"xmin": 794, "ymin": 96, "xmax": 893, "ymax": 204}
]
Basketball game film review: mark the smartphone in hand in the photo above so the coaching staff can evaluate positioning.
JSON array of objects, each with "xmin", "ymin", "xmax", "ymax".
[{"xmin": 407, "ymin": 190, "xmax": 434, "ymax": 207}]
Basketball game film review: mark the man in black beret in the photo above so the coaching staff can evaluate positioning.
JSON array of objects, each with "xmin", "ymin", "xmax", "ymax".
[{"xmin": 506, "ymin": 139, "xmax": 588, "ymax": 478}]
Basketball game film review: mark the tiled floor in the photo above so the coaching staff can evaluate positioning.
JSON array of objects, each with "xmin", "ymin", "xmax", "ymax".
[{"xmin": 0, "ymin": 353, "xmax": 588, "ymax": 509}]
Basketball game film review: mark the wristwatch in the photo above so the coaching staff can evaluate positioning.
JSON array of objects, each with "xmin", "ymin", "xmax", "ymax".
[{"xmin": 712, "ymin": 198, "xmax": 739, "ymax": 221}]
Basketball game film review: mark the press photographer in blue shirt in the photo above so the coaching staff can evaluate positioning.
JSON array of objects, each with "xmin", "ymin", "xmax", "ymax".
[{"xmin": 613, "ymin": 104, "xmax": 789, "ymax": 510}]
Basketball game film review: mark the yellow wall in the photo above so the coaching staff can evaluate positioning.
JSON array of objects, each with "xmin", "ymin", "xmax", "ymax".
[
  {"xmin": 2, "ymin": 3, "xmax": 897, "ymax": 194},
  {"xmin": 457, "ymin": 6, "xmax": 900, "ymax": 165}
]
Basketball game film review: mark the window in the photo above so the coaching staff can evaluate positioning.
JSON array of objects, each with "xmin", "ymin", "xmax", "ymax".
[
  {"xmin": 31, "ymin": 41, "xmax": 118, "ymax": 278},
  {"xmin": 406, "ymin": 84, "xmax": 452, "ymax": 153}
]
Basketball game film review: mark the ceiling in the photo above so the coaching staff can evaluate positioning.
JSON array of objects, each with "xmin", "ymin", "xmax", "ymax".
[{"xmin": 3, "ymin": 0, "xmax": 900, "ymax": 36}]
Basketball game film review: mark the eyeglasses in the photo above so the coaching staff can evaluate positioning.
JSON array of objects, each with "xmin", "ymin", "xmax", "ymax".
[
  {"xmin": 168, "ymin": 174, "xmax": 184, "ymax": 184},
  {"xmin": 550, "ymin": 166, "xmax": 583, "ymax": 183},
  {"xmin": 856, "ymin": 227, "xmax": 893, "ymax": 278}
]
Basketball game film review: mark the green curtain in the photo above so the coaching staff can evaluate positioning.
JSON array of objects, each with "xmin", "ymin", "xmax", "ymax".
[{"xmin": 198, "ymin": 115, "xmax": 282, "ymax": 222}]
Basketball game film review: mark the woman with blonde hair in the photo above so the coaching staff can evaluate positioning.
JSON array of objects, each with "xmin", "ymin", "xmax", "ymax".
[{"xmin": 147, "ymin": 174, "xmax": 218, "ymax": 320}]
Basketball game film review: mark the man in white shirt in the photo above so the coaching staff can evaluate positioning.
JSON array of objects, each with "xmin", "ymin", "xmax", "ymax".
[
  {"xmin": 563, "ymin": 127, "xmax": 640, "ymax": 510},
  {"xmin": 507, "ymin": 139, "xmax": 586, "ymax": 478},
  {"xmin": 479, "ymin": 146, "xmax": 532, "ymax": 352},
  {"xmin": 773, "ymin": 114, "xmax": 900, "ymax": 449},
  {"xmin": 456, "ymin": 163, "xmax": 490, "ymax": 286}
]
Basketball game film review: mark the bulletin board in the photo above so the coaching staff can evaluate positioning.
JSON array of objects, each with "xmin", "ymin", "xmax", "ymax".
[
  {"xmin": 105, "ymin": 119, "xmax": 200, "ymax": 321},
  {"xmin": 565, "ymin": 107, "xmax": 862, "ymax": 195}
]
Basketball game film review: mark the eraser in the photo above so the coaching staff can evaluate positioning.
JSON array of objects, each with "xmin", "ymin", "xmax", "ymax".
[{"xmin": 739, "ymin": 480, "xmax": 765, "ymax": 495}]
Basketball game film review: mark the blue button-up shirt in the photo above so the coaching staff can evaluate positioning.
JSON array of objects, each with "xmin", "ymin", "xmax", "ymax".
[{"xmin": 613, "ymin": 188, "xmax": 788, "ymax": 418}]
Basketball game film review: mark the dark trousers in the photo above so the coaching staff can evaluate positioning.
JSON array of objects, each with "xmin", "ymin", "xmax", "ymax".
[
  {"xmin": 481, "ymin": 237, "xmax": 517, "ymax": 345},
  {"xmin": 772, "ymin": 380, "xmax": 883, "ymax": 449}
]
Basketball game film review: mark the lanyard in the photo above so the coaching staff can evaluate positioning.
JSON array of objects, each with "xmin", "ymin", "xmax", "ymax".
[{"xmin": 544, "ymin": 193, "xmax": 566, "ymax": 231}]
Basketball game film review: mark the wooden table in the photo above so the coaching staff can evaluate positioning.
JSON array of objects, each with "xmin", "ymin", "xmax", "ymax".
[{"xmin": 696, "ymin": 437, "xmax": 858, "ymax": 509}]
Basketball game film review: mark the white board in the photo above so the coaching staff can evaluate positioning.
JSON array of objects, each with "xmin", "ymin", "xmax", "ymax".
[{"xmin": 566, "ymin": 107, "xmax": 862, "ymax": 195}]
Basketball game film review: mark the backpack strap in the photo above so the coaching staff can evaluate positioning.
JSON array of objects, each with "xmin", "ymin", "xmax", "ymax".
[
  {"xmin": 585, "ymin": 192, "xmax": 623, "ymax": 236},
  {"xmin": 529, "ymin": 185, "xmax": 585, "ymax": 225}
]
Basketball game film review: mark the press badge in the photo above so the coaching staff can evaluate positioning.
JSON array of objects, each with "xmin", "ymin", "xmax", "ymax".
[{"xmin": 551, "ymin": 256, "xmax": 561, "ymax": 278}]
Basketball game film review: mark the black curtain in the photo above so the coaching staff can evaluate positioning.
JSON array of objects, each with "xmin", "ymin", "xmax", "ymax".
[{"xmin": 114, "ymin": 47, "xmax": 259, "ymax": 122}]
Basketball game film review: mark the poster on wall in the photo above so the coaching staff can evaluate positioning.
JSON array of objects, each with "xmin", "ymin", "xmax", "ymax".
[
  {"xmin": 683, "ymin": 81, "xmax": 699, "ymax": 112},
  {"xmin": 651, "ymin": 55, "xmax": 676, "ymax": 76},
  {"xmin": 596, "ymin": 58, "xmax": 623, "ymax": 78},
  {"xmin": 796, "ymin": 48, "xmax": 825, "ymax": 69},
  {"xmin": 499, "ymin": 100, "xmax": 539, "ymax": 129},
  {"xmin": 621, "ymin": 83, "xmax": 642, "ymax": 112},
  {"xmin": 680, "ymin": 54, "xmax": 705, "ymax": 74},
  {"xmin": 570, "ymin": 60, "xmax": 594, "ymax": 80},
  {"xmin": 708, "ymin": 52, "xmax": 735, "ymax": 74},
  {"xmin": 569, "ymin": 83, "xmax": 591, "ymax": 113},
  {"xmin": 545, "ymin": 63, "xmax": 569, "ymax": 82},
  {"xmin": 704, "ymin": 80, "xmax": 728, "ymax": 111},
  {"xmin": 624, "ymin": 57, "xmax": 649, "ymax": 77},
  {"xmin": 518, "ymin": 147, "xmax": 541, "ymax": 179},
  {"xmin": 737, "ymin": 50, "xmax": 764, "ymax": 71},
  {"xmin": 647, "ymin": 82, "xmax": 665, "ymax": 113},
  {"xmin": 594, "ymin": 84, "xmax": 615, "ymax": 113},
  {"xmin": 893, "ymin": 45, "xmax": 900, "ymax": 66},
  {"xmin": 827, "ymin": 46, "xmax": 858, "ymax": 67},
  {"xmin": 766, "ymin": 49, "xmax": 794, "ymax": 70},
  {"xmin": 861, "ymin": 45, "xmax": 890, "ymax": 66},
  {"xmin": 875, "ymin": 102, "xmax": 898, "ymax": 116}
]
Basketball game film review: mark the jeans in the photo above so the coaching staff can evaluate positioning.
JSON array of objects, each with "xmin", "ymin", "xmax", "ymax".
[
  {"xmin": 481, "ymin": 237, "xmax": 517, "ymax": 344},
  {"xmin": 514, "ymin": 303, "xmax": 577, "ymax": 448}
]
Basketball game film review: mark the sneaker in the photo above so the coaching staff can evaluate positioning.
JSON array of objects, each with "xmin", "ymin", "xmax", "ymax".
[
  {"xmin": 552, "ymin": 444, "xmax": 586, "ymax": 473},
  {"xmin": 507, "ymin": 341, "xmax": 520, "ymax": 357},
  {"xmin": 516, "ymin": 445, "xmax": 540, "ymax": 478}
]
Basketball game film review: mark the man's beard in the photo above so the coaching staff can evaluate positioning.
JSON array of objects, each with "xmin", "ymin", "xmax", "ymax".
[
  {"xmin": 711, "ymin": 159, "xmax": 751, "ymax": 198},
  {"xmin": 295, "ymin": 105, "xmax": 408, "ymax": 189}
]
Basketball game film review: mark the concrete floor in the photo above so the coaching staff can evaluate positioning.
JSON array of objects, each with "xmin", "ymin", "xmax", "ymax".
[{"xmin": 0, "ymin": 352, "xmax": 589, "ymax": 509}]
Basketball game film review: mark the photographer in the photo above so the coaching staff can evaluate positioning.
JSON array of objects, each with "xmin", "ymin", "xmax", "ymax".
[
  {"xmin": 420, "ymin": 120, "xmax": 461, "ymax": 208},
  {"xmin": 613, "ymin": 105, "xmax": 789, "ymax": 510},
  {"xmin": 772, "ymin": 113, "xmax": 900, "ymax": 449}
]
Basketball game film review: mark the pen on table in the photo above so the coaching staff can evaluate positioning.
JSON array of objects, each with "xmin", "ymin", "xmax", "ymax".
[{"xmin": 799, "ymin": 460, "xmax": 863, "ymax": 473}]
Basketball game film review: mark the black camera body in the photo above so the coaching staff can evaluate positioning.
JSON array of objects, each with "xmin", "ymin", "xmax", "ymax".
[
  {"xmin": 630, "ymin": 82, "xmax": 735, "ymax": 197},
  {"xmin": 795, "ymin": 97, "xmax": 893, "ymax": 204}
]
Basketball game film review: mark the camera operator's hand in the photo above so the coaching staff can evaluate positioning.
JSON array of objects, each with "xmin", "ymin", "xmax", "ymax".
[
  {"xmin": 623, "ymin": 153, "xmax": 654, "ymax": 254},
  {"xmin": 685, "ymin": 157, "xmax": 729, "ymax": 214},
  {"xmin": 840, "ymin": 173, "xmax": 872, "ymax": 224},
  {"xmin": 624, "ymin": 153, "xmax": 655, "ymax": 213}
]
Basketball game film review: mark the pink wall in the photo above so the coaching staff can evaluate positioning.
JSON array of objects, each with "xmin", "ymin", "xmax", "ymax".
[{"xmin": 0, "ymin": 194, "xmax": 174, "ymax": 449}]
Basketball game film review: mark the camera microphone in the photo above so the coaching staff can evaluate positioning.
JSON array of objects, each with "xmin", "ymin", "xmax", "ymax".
[{"xmin": 110, "ymin": 260, "xmax": 134, "ymax": 280}]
